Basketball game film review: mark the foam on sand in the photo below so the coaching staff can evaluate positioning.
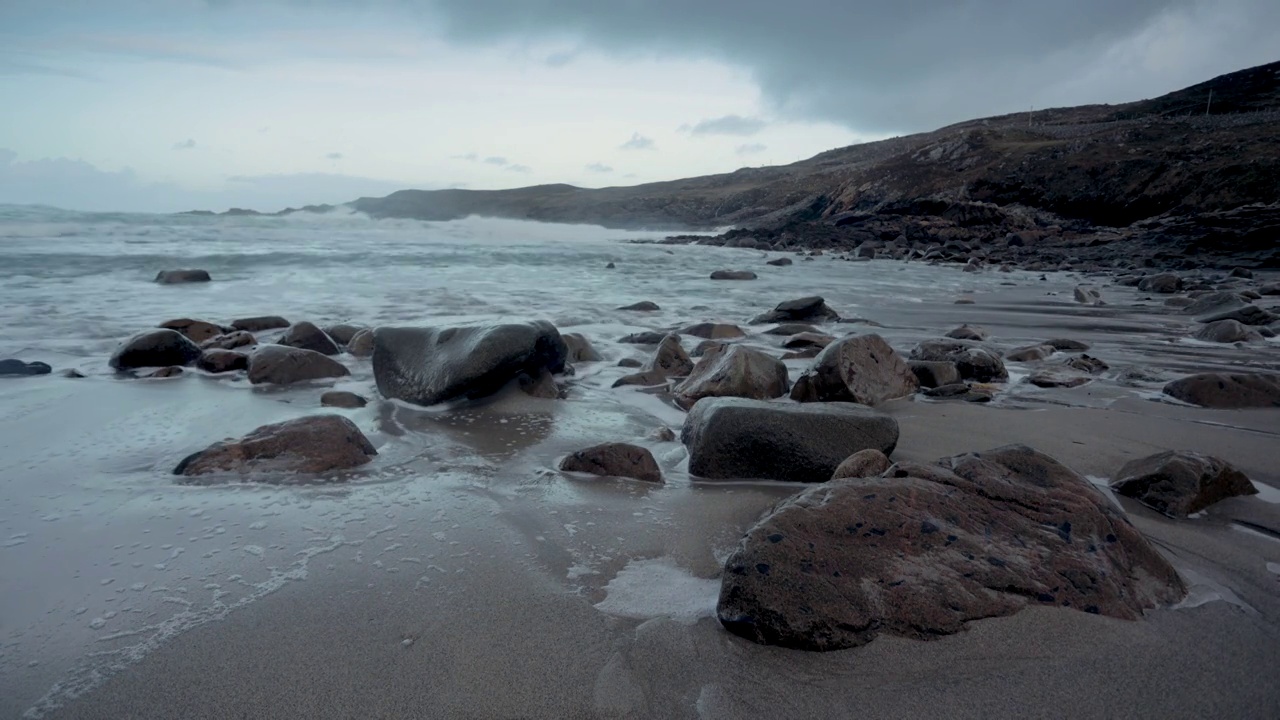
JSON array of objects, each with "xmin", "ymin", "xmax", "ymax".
[{"xmin": 593, "ymin": 557, "xmax": 719, "ymax": 623}]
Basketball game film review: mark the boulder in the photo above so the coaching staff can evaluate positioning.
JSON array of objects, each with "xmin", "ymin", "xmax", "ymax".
[
  {"xmin": 782, "ymin": 332, "xmax": 835, "ymax": 350},
  {"xmin": 908, "ymin": 360, "xmax": 961, "ymax": 389},
  {"xmin": 1194, "ymin": 320, "xmax": 1260, "ymax": 343},
  {"xmin": 673, "ymin": 345, "xmax": 790, "ymax": 409},
  {"xmin": 1259, "ymin": 283, "xmax": 1280, "ymax": 296},
  {"xmin": 751, "ymin": 296, "xmax": 840, "ymax": 324},
  {"xmin": 790, "ymin": 334, "xmax": 919, "ymax": 406},
  {"xmin": 197, "ymin": 349, "xmax": 248, "ymax": 374},
  {"xmin": 647, "ymin": 334, "xmax": 694, "ymax": 377},
  {"xmin": 605, "ymin": 262, "xmax": 616, "ymax": 269},
  {"xmin": 1184, "ymin": 292, "xmax": 1247, "ymax": 318},
  {"xmin": 716, "ymin": 445, "xmax": 1186, "ymax": 651},
  {"xmin": 1138, "ymin": 273, "xmax": 1181, "ymax": 293},
  {"xmin": 321, "ymin": 391, "xmax": 368, "ymax": 408},
  {"xmin": 611, "ymin": 370, "xmax": 671, "ymax": 388},
  {"xmin": 616, "ymin": 358, "xmax": 643, "ymax": 368},
  {"xmin": 682, "ymin": 398, "xmax": 899, "ymax": 482},
  {"xmin": 1044, "ymin": 338, "xmax": 1090, "ymax": 351},
  {"xmin": 280, "ymin": 321, "xmax": 341, "ymax": 355},
  {"xmin": 692, "ymin": 340, "xmax": 725, "ymax": 357},
  {"xmin": 159, "ymin": 318, "xmax": 227, "ymax": 344},
  {"xmin": 372, "ymin": 322, "xmax": 567, "ymax": 406},
  {"xmin": 247, "ymin": 345, "xmax": 350, "ymax": 385},
  {"xmin": 762, "ymin": 323, "xmax": 821, "ymax": 336},
  {"xmin": 766, "ymin": 257, "xmax": 793, "ymax": 266},
  {"xmin": 174, "ymin": 415, "xmax": 376, "ymax": 480},
  {"xmin": 231, "ymin": 316, "xmax": 291, "ymax": 332},
  {"xmin": 619, "ymin": 331, "xmax": 667, "ymax": 345},
  {"xmin": 1197, "ymin": 303, "xmax": 1276, "ymax": 326},
  {"xmin": 1112, "ymin": 451, "xmax": 1257, "ymax": 517},
  {"xmin": 1027, "ymin": 369, "xmax": 1090, "ymax": 388},
  {"xmin": 1162, "ymin": 373, "xmax": 1280, "ymax": 409},
  {"xmin": 1073, "ymin": 286, "xmax": 1104, "ymax": 305},
  {"xmin": 710, "ymin": 270, "xmax": 757, "ymax": 280},
  {"xmin": 830, "ymin": 448, "xmax": 891, "ymax": 480},
  {"xmin": 347, "ymin": 329, "xmax": 375, "ymax": 358},
  {"xmin": 680, "ymin": 323, "xmax": 746, "ymax": 340},
  {"xmin": 945, "ymin": 324, "xmax": 989, "ymax": 341},
  {"xmin": 1005, "ymin": 344, "xmax": 1054, "ymax": 362},
  {"xmin": 1062, "ymin": 354, "xmax": 1109, "ymax": 374},
  {"xmin": 324, "ymin": 323, "xmax": 366, "ymax": 345},
  {"xmin": 1229, "ymin": 267, "xmax": 1254, "ymax": 279},
  {"xmin": 559, "ymin": 443, "xmax": 662, "ymax": 483},
  {"xmin": 562, "ymin": 332, "xmax": 603, "ymax": 362},
  {"xmin": 201, "ymin": 331, "xmax": 255, "ymax": 350},
  {"xmin": 154, "ymin": 269, "xmax": 210, "ymax": 284},
  {"xmin": 909, "ymin": 338, "xmax": 1008, "ymax": 382},
  {"xmin": 617, "ymin": 301, "xmax": 660, "ymax": 311},
  {"xmin": 922, "ymin": 383, "xmax": 993, "ymax": 403},
  {"xmin": 109, "ymin": 329, "xmax": 202, "ymax": 370},
  {"xmin": 0, "ymin": 359, "xmax": 52, "ymax": 376}
]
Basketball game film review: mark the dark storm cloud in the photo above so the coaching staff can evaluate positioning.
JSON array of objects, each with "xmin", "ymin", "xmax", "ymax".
[
  {"xmin": 686, "ymin": 115, "xmax": 766, "ymax": 136},
  {"xmin": 619, "ymin": 133, "xmax": 655, "ymax": 151}
]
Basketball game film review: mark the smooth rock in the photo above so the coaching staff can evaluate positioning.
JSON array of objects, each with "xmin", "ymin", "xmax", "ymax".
[
  {"xmin": 1043, "ymin": 338, "xmax": 1090, "ymax": 351},
  {"xmin": 347, "ymin": 329, "xmax": 375, "ymax": 358},
  {"xmin": 321, "ymin": 391, "xmax": 368, "ymax": 408},
  {"xmin": 680, "ymin": 323, "xmax": 746, "ymax": 340},
  {"xmin": 324, "ymin": 323, "xmax": 366, "ymax": 345},
  {"xmin": 174, "ymin": 415, "xmax": 376, "ymax": 480},
  {"xmin": 231, "ymin": 316, "xmax": 291, "ymax": 332},
  {"xmin": 616, "ymin": 358, "xmax": 643, "ymax": 368},
  {"xmin": 945, "ymin": 324, "xmax": 989, "ymax": 341},
  {"xmin": 1005, "ymin": 344, "xmax": 1054, "ymax": 362},
  {"xmin": 751, "ymin": 296, "xmax": 840, "ymax": 324},
  {"xmin": 617, "ymin": 301, "xmax": 660, "ymax": 311},
  {"xmin": 144, "ymin": 366, "xmax": 184, "ymax": 378},
  {"xmin": 692, "ymin": 340, "xmax": 725, "ymax": 358},
  {"xmin": 1197, "ymin": 303, "xmax": 1275, "ymax": 326},
  {"xmin": 1074, "ymin": 286, "xmax": 1104, "ymax": 305},
  {"xmin": 280, "ymin": 321, "xmax": 341, "ymax": 356},
  {"xmin": 710, "ymin": 270, "xmax": 757, "ymax": 280},
  {"xmin": 647, "ymin": 334, "xmax": 694, "ymax": 377},
  {"xmin": 518, "ymin": 368, "xmax": 562, "ymax": 399},
  {"xmin": 782, "ymin": 332, "xmax": 835, "ymax": 350},
  {"xmin": 674, "ymin": 345, "xmax": 790, "ymax": 410},
  {"xmin": 1194, "ymin": 319, "xmax": 1260, "ymax": 343},
  {"xmin": 1027, "ymin": 369, "xmax": 1091, "ymax": 388},
  {"xmin": 619, "ymin": 331, "xmax": 667, "ymax": 345},
  {"xmin": 247, "ymin": 345, "xmax": 350, "ymax": 385},
  {"xmin": 159, "ymin": 318, "xmax": 227, "ymax": 344},
  {"xmin": 559, "ymin": 443, "xmax": 662, "ymax": 484},
  {"xmin": 1062, "ymin": 354, "xmax": 1109, "ymax": 374},
  {"xmin": 1162, "ymin": 372, "xmax": 1280, "ymax": 408},
  {"xmin": 909, "ymin": 338, "xmax": 1008, "ymax": 382},
  {"xmin": 790, "ymin": 334, "xmax": 919, "ymax": 406},
  {"xmin": 562, "ymin": 332, "xmax": 603, "ymax": 362},
  {"xmin": 0, "ymin": 359, "xmax": 52, "ymax": 376},
  {"xmin": 762, "ymin": 323, "xmax": 821, "ymax": 336},
  {"xmin": 908, "ymin": 360, "xmax": 961, "ymax": 388},
  {"xmin": 197, "ymin": 349, "xmax": 248, "ymax": 374},
  {"xmin": 109, "ymin": 329, "xmax": 202, "ymax": 370},
  {"xmin": 1112, "ymin": 450, "xmax": 1257, "ymax": 517},
  {"xmin": 829, "ymin": 448, "xmax": 891, "ymax": 480},
  {"xmin": 154, "ymin": 269, "xmax": 210, "ymax": 284},
  {"xmin": 766, "ymin": 257, "xmax": 793, "ymax": 266}
]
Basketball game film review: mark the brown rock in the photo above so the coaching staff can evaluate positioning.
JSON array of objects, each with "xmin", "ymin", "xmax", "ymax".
[
  {"xmin": 1162, "ymin": 372, "xmax": 1280, "ymax": 408},
  {"xmin": 174, "ymin": 415, "xmax": 376, "ymax": 480},
  {"xmin": 197, "ymin": 349, "xmax": 248, "ymax": 374},
  {"xmin": 790, "ymin": 334, "xmax": 919, "ymax": 406},
  {"xmin": 518, "ymin": 368, "xmax": 562, "ymax": 398},
  {"xmin": 159, "ymin": 318, "xmax": 226, "ymax": 344},
  {"xmin": 324, "ymin": 323, "xmax": 367, "ymax": 345},
  {"xmin": 247, "ymin": 345, "xmax": 350, "ymax": 385},
  {"xmin": 782, "ymin": 332, "xmax": 835, "ymax": 350},
  {"xmin": 692, "ymin": 340, "xmax": 725, "ymax": 358},
  {"xmin": 1027, "ymin": 369, "xmax": 1091, "ymax": 388},
  {"xmin": 1005, "ymin": 344, "xmax": 1055, "ymax": 362},
  {"xmin": 619, "ymin": 331, "xmax": 667, "ymax": 345},
  {"xmin": 1112, "ymin": 450, "xmax": 1257, "ymax": 517},
  {"xmin": 750, "ymin": 296, "xmax": 840, "ymax": 324},
  {"xmin": 347, "ymin": 329, "xmax": 375, "ymax": 358},
  {"xmin": 562, "ymin": 332, "xmax": 603, "ymax": 362},
  {"xmin": 945, "ymin": 324, "xmax": 989, "ymax": 341},
  {"xmin": 674, "ymin": 345, "xmax": 790, "ymax": 409},
  {"xmin": 231, "ymin": 316, "xmax": 291, "ymax": 332},
  {"xmin": 910, "ymin": 338, "xmax": 1008, "ymax": 382},
  {"xmin": 830, "ymin": 448, "xmax": 891, "ymax": 480},
  {"xmin": 559, "ymin": 442, "xmax": 662, "ymax": 483},
  {"xmin": 280, "ymin": 321, "xmax": 340, "ymax": 355},
  {"xmin": 616, "ymin": 358, "xmax": 643, "ymax": 368},
  {"xmin": 908, "ymin": 360, "xmax": 961, "ymax": 388},
  {"xmin": 649, "ymin": 427, "xmax": 677, "ymax": 442},
  {"xmin": 680, "ymin": 323, "xmax": 745, "ymax": 340},
  {"xmin": 144, "ymin": 366, "xmax": 184, "ymax": 378},
  {"xmin": 1062, "ymin": 354, "xmax": 1109, "ymax": 374},
  {"xmin": 200, "ymin": 331, "xmax": 255, "ymax": 351},
  {"xmin": 710, "ymin": 270, "xmax": 757, "ymax": 280},
  {"xmin": 647, "ymin": 334, "xmax": 694, "ymax": 377},
  {"xmin": 321, "ymin": 391, "xmax": 368, "ymax": 409}
]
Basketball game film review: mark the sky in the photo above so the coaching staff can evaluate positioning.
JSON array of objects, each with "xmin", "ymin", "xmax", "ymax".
[{"xmin": 0, "ymin": 0, "xmax": 1276, "ymax": 213}]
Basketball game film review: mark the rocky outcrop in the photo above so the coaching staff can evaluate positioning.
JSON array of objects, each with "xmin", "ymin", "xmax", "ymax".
[
  {"xmin": 321, "ymin": 391, "xmax": 368, "ymax": 408},
  {"xmin": 791, "ymin": 334, "xmax": 919, "ymax": 406},
  {"xmin": 109, "ymin": 329, "xmax": 203, "ymax": 370},
  {"xmin": 372, "ymin": 321, "xmax": 568, "ymax": 406},
  {"xmin": 154, "ymin": 269, "xmax": 210, "ymax": 284},
  {"xmin": 174, "ymin": 415, "xmax": 376, "ymax": 480},
  {"xmin": 673, "ymin": 345, "xmax": 790, "ymax": 409},
  {"xmin": 830, "ymin": 448, "xmax": 891, "ymax": 480},
  {"xmin": 559, "ymin": 443, "xmax": 662, "ymax": 483},
  {"xmin": 710, "ymin": 270, "xmax": 757, "ymax": 280},
  {"xmin": 347, "ymin": 329, "xmax": 374, "ymax": 358},
  {"xmin": 682, "ymin": 398, "xmax": 899, "ymax": 482},
  {"xmin": 197, "ymin": 349, "xmax": 248, "ymax": 374},
  {"xmin": 280, "ymin": 321, "xmax": 341, "ymax": 355},
  {"xmin": 159, "ymin": 318, "xmax": 227, "ymax": 344},
  {"xmin": 562, "ymin": 332, "xmax": 603, "ymax": 362},
  {"xmin": 751, "ymin": 296, "xmax": 840, "ymax": 324},
  {"xmin": 1162, "ymin": 372, "xmax": 1280, "ymax": 408},
  {"xmin": 0, "ymin": 359, "xmax": 52, "ymax": 376},
  {"xmin": 1112, "ymin": 450, "xmax": 1257, "ymax": 517},
  {"xmin": 231, "ymin": 316, "xmax": 290, "ymax": 332},
  {"xmin": 909, "ymin": 338, "xmax": 1008, "ymax": 382},
  {"xmin": 716, "ymin": 445, "xmax": 1186, "ymax": 651},
  {"xmin": 247, "ymin": 345, "xmax": 350, "ymax": 385}
]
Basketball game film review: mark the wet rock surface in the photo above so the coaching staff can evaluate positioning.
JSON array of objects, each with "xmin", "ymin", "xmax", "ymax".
[
  {"xmin": 673, "ymin": 344, "xmax": 790, "ymax": 409},
  {"xmin": 231, "ymin": 316, "xmax": 290, "ymax": 332},
  {"xmin": 790, "ymin": 334, "xmax": 919, "ymax": 406},
  {"xmin": 1112, "ymin": 450, "xmax": 1257, "ymax": 517},
  {"xmin": 109, "ymin": 329, "xmax": 203, "ymax": 370},
  {"xmin": 247, "ymin": 345, "xmax": 350, "ymax": 385},
  {"xmin": 197, "ymin": 349, "xmax": 249, "ymax": 374},
  {"xmin": 909, "ymin": 338, "xmax": 1008, "ymax": 382},
  {"xmin": 0, "ymin": 359, "xmax": 52, "ymax": 376},
  {"xmin": 751, "ymin": 296, "xmax": 841, "ymax": 324},
  {"xmin": 160, "ymin": 318, "xmax": 227, "ymax": 344},
  {"xmin": 558, "ymin": 442, "xmax": 662, "ymax": 483},
  {"xmin": 154, "ymin": 269, "xmax": 210, "ymax": 284},
  {"xmin": 280, "ymin": 321, "xmax": 341, "ymax": 356},
  {"xmin": 321, "ymin": 391, "xmax": 368, "ymax": 408},
  {"xmin": 174, "ymin": 415, "xmax": 376, "ymax": 481},
  {"xmin": 829, "ymin": 448, "xmax": 891, "ymax": 480},
  {"xmin": 1162, "ymin": 372, "xmax": 1280, "ymax": 408},
  {"xmin": 710, "ymin": 270, "xmax": 757, "ymax": 280}
]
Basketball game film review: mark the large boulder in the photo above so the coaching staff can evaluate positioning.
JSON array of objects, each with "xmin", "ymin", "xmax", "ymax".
[
  {"xmin": 109, "ymin": 329, "xmax": 202, "ymax": 370},
  {"xmin": 1194, "ymin": 320, "xmax": 1260, "ymax": 343},
  {"xmin": 751, "ymin": 296, "xmax": 840, "ymax": 324},
  {"xmin": 909, "ymin": 338, "xmax": 1008, "ymax": 382},
  {"xmin": 791, "ymin": 334, "xmax": 919, "ymax": 406},
  {"xmin": 154, "ymin": 269, "xmax": 210, "ymax": 284},
  {"xmin": 559, "ymin": 443, "xmax": 662, "ymax": 483},
  {"xmin": 231, "ymin": 316, "xmax": 290, "ymax": 332},
  {"xmin": 710, "ymin": 270, "xmax": 757, "ymax": 280},
  {"xmin": 159, "ymin": 318, "xmax": 227, "ymax": 344},
  {"xmin": 174, "ymin": 415, "xmax": 376, "ymax": 481},
  {"xmin": 0, "ymin": 359, "xmax": 52, "ymax": 376},
  {"xmin": 247, "ymin": 345, "xmax": 350, "ymax": 385},
  {"xmin": 372, "ymin": 322, "xmax": 568, "ymax": 406},
  {"xmin": 1112, "ymin": 451, "xmax": 1257, "ymax": 517},
  {"xmin": 673, "ymin": 345, "xmax": 790, "ymax": 409},
  {"xmin": 280, "ymin": 321, "xmax": 341, "ymax": 355},
  {"xmin": 681, "ymin": 398, "xmax": 899, "ymax": 482},
  {"xmin": 717, "ymin": 445, "xmax": 1186, "ymax": 651},
  {"xmin": 1138, "ymin": 273, "xmax": 1181, "ymax": 293},
  {"xmin": 1162, "ymin": 373, "xmax": 1280, "ymax": 409}
]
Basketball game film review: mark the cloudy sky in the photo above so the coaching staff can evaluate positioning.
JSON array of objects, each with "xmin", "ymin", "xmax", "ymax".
[{"xmin": 1, "ymin": 0, "xmax": 1275, "ymax": 212}]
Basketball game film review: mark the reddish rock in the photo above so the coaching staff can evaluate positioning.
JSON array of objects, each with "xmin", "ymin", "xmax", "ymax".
[
  {"xmin": 174, "ymin": 415, "xmax": 376, "ymax": 480},
  {"xmin": 790, "ymin": 334, "xmax": 919, "ymax": 406},
  {"xmin": 559, "ymin": 443, "xmax": 662, "ymax": 483},
  {"xmin": 1112, "ymin": 451, "xmax": 1257, "ymax": 517}
]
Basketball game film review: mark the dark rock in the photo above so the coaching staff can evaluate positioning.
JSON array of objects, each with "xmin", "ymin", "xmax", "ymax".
[
  {"xmin": 1259, "ymin": 283, "xmax": 1280, "ymax": 296},
  {"xmin": 830, "ymin": 448, "xmax": 891, "ymax": 480},
  {"xmin": 710, "ymin": 270, "xmax": 757, "ymax": 280},
  {"xmin": 247, "ymin": 345, "xmax": 350, "ymax": 385},
  {"xmin": 321, "ymin": 391, "xmax": 368, "ymax": 408},
  {"xmin": 159, "ymin": 318, "xmax": 227, "ymax": 344},
  {"xmin": 1137, "ymin": 273, "xmax": 1181, "ymax": 293},
  {"xmin": 562, "ymin": 332, "xmax": 603, "ymax": 362},
  {"xmin": 751, "ymin": 296, "xmax": 840, "ymax": 324},
  {"xmin": 1062, "ymin": 354, "xmax": 1109, "ymax": 374},
  {"xmin": 201, "ymin": 331, "xmax": 255, "ymax": 351},
  {"xmin": 517, "ymin": 368, "xmax": 562, "ymax": 398},
  {"xmin": 1194, "ymin": 319, "xmax": 1260, "ymax": 343},
  {"xmin": 762, "ymin": 323, "xmax": 821, "ymax": 336},
  {"xmin": 649, "ymin": 426, "xmax": 677, "ymax": 442},
  {"xmin": 155, "ymin": 269, "xmax": 210, "ymax": 284},
  {"xmin": 605, "ymin": 262, "xmax": 616, "ymax": 269},
  {"xmin": 373, "ymin": 322, "xmax": 567, "ymax": 406},
  {"xmin": 0, "ymin": 359, "xmax": 52, "ymax": 376},
  {"xmin": 617, "ymin": 301, "xmax": 660, "ymax": 311},
  {"xmin": 231, "ymin": 316, "xmax": 291, "ymax": 332},
  {"xmin": 680, "ymin": 323, "xmax": 745, "ymax": 340},
  {"xmin": 945, "ymin": 324, "xmax": 989, "ymax": 341},
  {"xmin": 1073, "ymin": 286, "xmax": 1104, "ymax": 305},
  {"xmin": 647, "ymin": 334, "xmax": 694, "ymax": 377},
  {"xmin": 674, "ymin": 345, "xmax": 790, "ymax": 409},
  {"xmin": 1005, "ymin": 344, "xmax": 1054, "ymax": 362},
  {"xmin": 766, "ymin": 257, "xmax": 793, "ymax": 266},
  {"xmin": 280, "ymin": 321, "xmax": 341, "ymax": 355},
  {"xmin": 324, "ymin": 323, "xmax": 366, "ymax": 345},
  {"xmin": 347, "ymin": 329, "xmax": 375, "ymax": 358},
  {"xmin": 1184, "ymin": 291, "xmax": 1247, "ymax": 318},
  {"xmin": 716, "ymin": 445, "xmax": 1186, "ymax": 651},
  {"xmin": 909, "ymin": 338, "xmax": 1008, "ymax": 382},
  {"xmin": 1197, "ymin": 303, "xmax": 1276, "ymax": 326},
  {"xmin": 908, "ymin": 360, "xmax": 961, "ymax": 388},
  {"xmin": 1162, "ymin": 373, "xmax": 1280, "ymax": 408},
  {"xmin": 1044, "ymin": 338, "xmax": 1090, "ymax": 351},
  {"xmin": 1229, "ymin": 267, "xmax": 1254, "ymax": 279},
  {"xmin": 109, "ymin": 329, "xmax": 202, "ymax": 370},
  {"xmin": 922, "ymin": 382, "xmax": 975, "ymax": 398},
  {"xmin": 617, "ymin": 358, "xmax": 643, "ymax": 368},
  {"xmin": 1113, "ymin": 451, "xmax": 1257, "ymax": 517},
  {"xmin": 611, "ymin": 370, "xmax": 671, "ymax": 388},
  {"xmin": 682, "ymin": 397, "xmax": 899, "ymax": 482},
  {"xmin": 197, "ymin": 349, "xmax": 248, "ymax": 374},
  {"xmin": 559, "ymin": 443, "xmax": 662, "ymax": 483},
  {"xmin": 174, "ymin": 415, "xmax": 376, "ymax": 480},
  {"xmin": 781, "ymin": 348, "xmax": 822, "ymax": 360},
  {"xmin": 692, "ymin": 340, "xmax": 725, "ymax": 357},
  {"xmin": 62, "ymin": 369, "xmax": 85, "ymax": 379},
  {"xmin": 782, "ymin": 332, "xmax": 835, "ymax": 350},
  {"xmin": 790, "ymin": 334, "xmax": 919, "ymax": 406},
  {"xmin": 619, "ymin": 331, "xmax": 667, "ymax": 345},
  {"xmin": 1027, "ymin": 369, "xmax": 1091, "ymax": 388}
]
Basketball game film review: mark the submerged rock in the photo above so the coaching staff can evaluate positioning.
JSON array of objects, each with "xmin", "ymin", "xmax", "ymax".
[
  {"xmin": 154, "ymin": 269, "xmax": 210, "ymax": 284},
  {"xmin": 766, "ymin": 257, "xmax": 793, "ymax": 266},
  {"xmin": 674, "ymin": 345, "xmax": 790, "ymax": 409},
  {"xmin": 682, "ymin": 397, "xmax": 899, "ymax": 482},
  {"xmin": 321, "ymin": 391, "xmax": 368, "ymax": 408},
  {"xmin": 617, "ymin": 301, "xmax": 660, "ymax": 311},
  {"xmin": 790, "ymin": 334, "xmax": 918, "ymax": 406},
  {"xmin": 559, "ymin": 443, "xmax": 662, "ymax": 483},
  {"xmin": 751, "ymin": 296, "xmax": 840, "ymax": 324},
  {"xmin": 247, "ymin": 345, "xmax": 350, "ymax": 385},
  {"xmin": 762, "ymin": 323, "xmax": 821, "ymax": 336},
  {"xmin": 280, "ymin": 321, "xmax": 341, "ymax": 356},
  {"xmin": 613, "ymin": 334, "xmax": 693, "ymax": 388},
  {"xmin": 1112, "ymin": 451, "xmax": 1257, "ymax": 517},
  {"xmin": 372, "ymin": 321, "xmax": 567, "ymax": 406},
  {"xmin": 1044, "ymin": 338, "xmax": 1090, "ymax": 351},
  {"xmin": 1162, "ymin": 372, "xmax": 1280, "ymax": 409},
  {"xmin": 231, "ymin": 316, "xmax": 291, "ymax": 332},
  {"xmin": 109, "ymin": 329, "xmax": 202, "ymax": 370},
  {"xmin": 717, "ymin": 445, "xmax": 1186, "ymax": 651},
  {"xmin": 710, "ymin": 270, "xmax": 757, "ymax": 280},
  {"xmin": 0, "ymin": 359, "xmax": 52, "ymax": 376},
  {"xmin": 619, "ymin": 331, "xmax": 667, "ymax": 345},
  {"xmin": 174, "ymin": 415, "xmax": 376, "ymax": 480},
  {"xmin": 782, "ymin": 332, "xmax": 835, "ymax": 350},
  {"xmin": 1074, "ymin": 286, "xmax": 1104, "ymax": 305}
]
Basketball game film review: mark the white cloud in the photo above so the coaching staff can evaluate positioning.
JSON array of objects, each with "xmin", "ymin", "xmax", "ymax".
[
  {"xmin": 619, "ymin": 132, "xmax": 656, "ymax": 151},
  {"xmin": 686, "ymin": 115, "xmax": 767, "ymax": 136}
]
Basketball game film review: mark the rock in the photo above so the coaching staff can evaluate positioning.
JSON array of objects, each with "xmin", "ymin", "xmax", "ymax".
[
  {"xmin": 1162, "ymin": 373, "xmax": 1280, "ymax": 408},
  {"xmin": 619, "ymin": 331, "xmax": 667, "ymax": 345},
  {"xmin": 680, "ymin": 323, "xmax": 745, "ymax": 340},
  {"xmin": 1062, "ymin": 354, "xmax": 1109, "ymax": 374},
  {"xmin": 1027, "ymin": 369, "xmax": 1091, "ymax": 388},
  {"xmin": 945, "ymin": 324, "xmax": 988, "ymax": 341},
  {"xmin": 1229, "ymin": 267, "xmax": 1254, "ymax": 279},
  {"xmin": 673, "ymin": 345, "xmax": 790, "ymax": 409},
  {"xmin": 692, "ymin": 340, "xmax": 725, "ymax": 357},
  {"xmin": 1044, "ymin": 338, "xmax": 1090, "ymax": 351},
  {"xmin": 347, "ymin": 329, "xmax": 375, "ymax": 358},
  {"xmin": 200, "ymin": 331, "xmax": 255, "ymax": 351},
  {"xmin": 1196, "ymin": 303, "xmax": 1275, "ymax": 326},
  {"xmin": 782, "ymin": 332, "xmax": 835, "ymax": 350},
  {"xmin": 908, "ymin": 360, "xmax": 961, "ymax": 388},
  {"xmin": 197, "ymin": 349, "xmax": 248, "ymax": 374},
  {"xmin": 280, "ymin": 321, "xmax": 341, "ymax": 355},
  {"xmin": 562, "ymin": 332, "xmax": 603, "ymax": 362},
  {"xmin": 605, "ymin": 262, "xmax": 616, "ymax": 269},
  {"xmin": 790, "ymin": 334, "xmax": 919, "ymax": 406},
  {"xmin": 1112, "ymin": 451, "xmax": 1257, "ymax": 517},
  {"xmin": 109, "ymin": 329, "xmax": 202, "ymax": 370},
  {"xmin": 681, "ymin": 398, "xmax": 899, "ymax": 482},
  {"xmin": 617, "ymin": 301, "xmax": 660, "ymax": 311},
  {"xmin": 1074, "ymin": 286, "xmax": 1104, "ymax": 305},
  {"xmin": 154, "ymin": 269, "xmax": 210, "ymax": 284},
  {"xmin": 710, "ymin": 270, "xmax": 756, "ymax": 280},
  {"xmin": 231, "ymin": 316, "xmax": 291, "ymax": 332},
  {"xmin": 909, "ymin": 339, "xmax": 1008, "ymax": 382},
  {"xmin": 321, "ymin": 391, "xmax": 368, "ymax": 408},
  {"xmin": 0, "ymin": 359, "xmax": 52, "ymax": 376},
  {"xmin": 1138, "ymin": 273, "xmax": 1181, "ymax": 293},
  {"xmin": 922, "ymin": 382, "xmax": 984, "ymax": 400},
  {"xmin": 616, "ymin": 358, "xmax": 643, "ymax": 368},
  {"xmin": 762, "ymin": 323, "xmax": 821, "ymax": 336},
  {"xmin": 1184, "ymin": 291, "xmax": 1247, "ymax": 318},
  {"xmin": 324, "ymin": 323, "xmax": 366, "ymax": 345},
  {"xmin": 716, "ymin": 445, "xmax": 1185, "ymax": 651},
  {"xmin": 372, "ymin": 322, "xmax": 567, "ymax": 406},
  {"xmin": 247, "ymin": 345, "xmax": 350, "ymax": 385},
  {"xmin": 766, "ymin": 257, "xmax": 793, "ymax": 266},
  {"xmin": 1259, "ymin": 283, "xmax": 1280, "ymax": 296},
  {"xmin": 649, "ymin": 427, "xmax": 677, "ymax": 442},
  {"xmin": 953, "ymin": 297, "xmax": 975, "ymax": 305},
  {"xmin": 559, "ymin": 443, "xmax": 662, "ymax": 483},
  {"xmin": 1005, "ymin": 344, "xmax": 1054, "ymax": 362},
  {"xmin": 611, "ymin": 370, "xmax": 671, "ymax": 388},
  {"xmin": 517, "ymin": 368, "xmax": 562, "ymax": 398},
  {"xmin": 647, "ymin": 334, "xmax": 694, "ymax": 377},
  {"xmin": 159, "ymin": 318, "xmax": 227, "ymax": 344},
  {"xmin": 781, "ymin": 348, "xmax": 822, "ymax": 360},
  {"xmin": 62, "ymin": 369, "xmax": 85, "ymax": 379},
  {"xmin": 1194, "ymin": 320, "xmax": 1260, "ymax": 343},
  {"xmin": 751, "ymin": 296, "xmax": 840, "ymax": 324},
  {"xmin": 174, "ymin": 415, "xmax": 376, "ymax": 480},
  {"xmin": 144, "ymin": 366, "xmax": 184, "ymax": 378},
  {"xmin": 830, "ymin": 448, "xmax": 891, "ymax": 480}
]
